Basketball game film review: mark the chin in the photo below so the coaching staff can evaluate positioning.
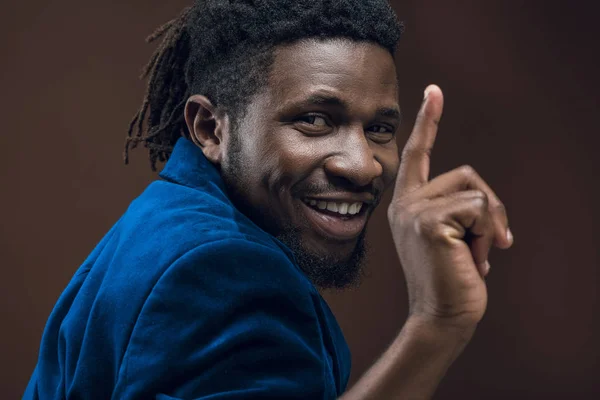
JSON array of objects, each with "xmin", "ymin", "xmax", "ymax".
[
  {"xmin": 305, "ymin": 235, "xmax": 358, "ymax": 258},
  {"xmin": 276, "ymin": 228, "xmax": 369, "ymax": 290}
]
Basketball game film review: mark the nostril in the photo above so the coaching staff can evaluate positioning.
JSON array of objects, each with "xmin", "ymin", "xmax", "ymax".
[{"xmin": 324, "ymin": 156, "xmax": 382, "ymax": 188}]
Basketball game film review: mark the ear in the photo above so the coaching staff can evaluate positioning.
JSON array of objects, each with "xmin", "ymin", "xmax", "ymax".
[{"xmin": 184, "ymin": 94, "xmax": 227, "ymax": 166}]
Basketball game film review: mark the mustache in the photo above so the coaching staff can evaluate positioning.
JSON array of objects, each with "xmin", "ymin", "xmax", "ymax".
[{"xmin": 291, "ymin": 181, "xmax": 382, "ymax": 203}]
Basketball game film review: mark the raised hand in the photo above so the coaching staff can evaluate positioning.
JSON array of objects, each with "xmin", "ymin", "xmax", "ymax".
[
  {"xmin": 388, "ymin": 85, "xmax": 513, "ymax": 330},
  {"xmin": 341, "ymin": 85, "xmax": 515, "ymax": 400}
]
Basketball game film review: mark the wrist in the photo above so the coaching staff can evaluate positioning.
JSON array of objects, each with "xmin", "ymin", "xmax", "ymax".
[
  {"xmin": 340, "ymin": 312, "xmax": 477, "ymax": 400},
  {"xmin": 404, "ymin": 313, "xmax": 478, "ymax": 346}
]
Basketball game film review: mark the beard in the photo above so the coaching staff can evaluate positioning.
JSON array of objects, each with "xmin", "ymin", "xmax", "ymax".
[
  {"xmin": 275, "ymin": 227, "xmax": 369, "ymax": 290},
  {"xmin": 221, "ymin": 129, "xmax": 369, "ymax": 290}
]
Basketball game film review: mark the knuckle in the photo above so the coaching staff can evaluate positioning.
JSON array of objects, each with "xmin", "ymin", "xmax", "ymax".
[
  {"xmin": 396, "ymin": 205, "xmax": 460, "ymax": 247},
  {"xmin": 494, "ymin": 201, "xmax": 507, "ymax": 216},
  {"xmin": 471, "ymin": 190, "xmax": 488, "ymax": 208},
  {"xmin": 413, "ymin": 211, "xmax": 446, "ymax": 240},
  {"xmin": 413, "ymin": 213, "xmax": 432, "ymax": 237},
  {"xmin": 431, "ymin": 226, "xmax": 455, "ymax": 244},
  {"xmin": 458, "ymin": 164, "xmax": 476, "ymax": 178},
  {"xmin": 459, "ymin": 165, "xmax": 485, "ymax": 184}
]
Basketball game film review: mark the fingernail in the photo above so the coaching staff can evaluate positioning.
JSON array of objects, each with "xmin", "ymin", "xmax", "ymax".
[
  {"xmin": 484, "ymin": 261, "xmax": 491, "ymax": 275},
  {"xmin": 478, "ymin": 261, "xmax": 491, "ymax": 277},
  {"xmin": 506, "ymin": 228, "xmax": 514, "ymax": 244},
  {"xmin": 424, "ymin": 86, "xmax": 433, "ymax": 99}
]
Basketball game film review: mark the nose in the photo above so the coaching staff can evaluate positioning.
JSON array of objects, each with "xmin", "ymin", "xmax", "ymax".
[{"xmin": 324, "ymin": 128, "xmax": 383, "ymax": 187}]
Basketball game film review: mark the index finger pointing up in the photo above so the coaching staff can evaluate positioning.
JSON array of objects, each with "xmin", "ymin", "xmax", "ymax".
[{"xmin": 395, "ymin": 84, "xmax": 444, "ymax": 194}]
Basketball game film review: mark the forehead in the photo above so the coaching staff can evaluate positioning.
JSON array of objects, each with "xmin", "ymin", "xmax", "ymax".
[{"xmin": 267, "ymin": 38, "xmax": 399, "ymax": 110}]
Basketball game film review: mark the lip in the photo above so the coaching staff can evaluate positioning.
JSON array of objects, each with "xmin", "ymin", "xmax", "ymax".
[
  {"xmin": 303, "ymin": 192, "xmax": 375, "ymax": 205},
  {"xmin": 299, "ymin": 199, "xmax": 369, "ymax": 241}
]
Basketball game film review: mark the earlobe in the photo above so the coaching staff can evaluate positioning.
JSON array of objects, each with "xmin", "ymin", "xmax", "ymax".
[{"xmin": 184, "ymin": 94, "xmax": 223, "ymax": 165}]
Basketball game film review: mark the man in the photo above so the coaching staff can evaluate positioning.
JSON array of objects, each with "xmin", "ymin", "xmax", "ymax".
[{"xmin": 25, "ymin": 0, "xmax": 513, "ymax": 398}]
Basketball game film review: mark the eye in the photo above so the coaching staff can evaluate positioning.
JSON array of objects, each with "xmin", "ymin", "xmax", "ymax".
[
  {"xmin": 298, "ymin": 115, "xmax": 329, "ymax": 127},
  {"xmin": 368, "ymin": 125, "xmax": 390, "ymax": 134},
  {"xmin": 293, "ymin": 114, "xmax": 332, "ymax": 135},
  {"xmin": 366, "ymin": 124, "xmax": 395, "ymax": 143}
]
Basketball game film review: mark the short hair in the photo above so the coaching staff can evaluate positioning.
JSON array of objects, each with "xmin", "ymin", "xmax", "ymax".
[{"xmin": 125, "ymin": 0, "xmax": 404, "ymax": 170}]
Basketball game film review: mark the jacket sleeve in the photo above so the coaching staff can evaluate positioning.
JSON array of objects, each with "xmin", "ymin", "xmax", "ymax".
[{"xmin": 112, "ymin": 238, "xmax": 335, "ymax": 400}]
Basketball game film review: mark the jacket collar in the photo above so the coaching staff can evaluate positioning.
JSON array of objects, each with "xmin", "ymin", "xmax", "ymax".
[
  {"xmin": 159, "ymin": 137, "xmax": 299, "ymax": 265},
  {"xmin": 159, "ymin": 137, "xmax": 226, "ymax": 193}
]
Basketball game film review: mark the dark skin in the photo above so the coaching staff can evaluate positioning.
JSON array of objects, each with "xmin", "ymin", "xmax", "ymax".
[
  {"xmin": 187, "ymin": 38, "xmax": 401, "ymax": 268},
  {"xmin": 185, "ymin": 38, "xmax": 513, "ymax": 398}
]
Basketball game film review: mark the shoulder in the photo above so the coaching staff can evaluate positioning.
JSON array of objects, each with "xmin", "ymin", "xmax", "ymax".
[
  {"xmin": 157, "ymin": 238, "xmax": 314, "ymax": 299},
  {"xmin": 114, "ymin": 238, "xmax": 327, "ymax": 398},
  {"xmin": 129, "ymin": 236, "xmax": 318, "ymax": 341},
  {"xmin": 88, "ymin": 178, "xmax": 303, "ymax": 328},
  {"xmin": 103, "ymin": 178, "xmax": 287, "ymax": 287}
]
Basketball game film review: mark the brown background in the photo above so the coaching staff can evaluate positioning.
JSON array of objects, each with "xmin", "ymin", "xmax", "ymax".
[{"xmin": 1, "ymin": 0, "xmax": 598, "ymax": 398}]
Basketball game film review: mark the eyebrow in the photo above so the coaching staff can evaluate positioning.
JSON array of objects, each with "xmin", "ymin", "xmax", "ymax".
[
  {"xmin": 306, "ymin": 94, "xmax": 346, "ymax": 107},
  {"xmin": 298, "ymin": 93, "xmax": 402, "ymax": 122},
  {"xmin": 376, "ymin": 106, "xmax": 402, "ymax": 122}
]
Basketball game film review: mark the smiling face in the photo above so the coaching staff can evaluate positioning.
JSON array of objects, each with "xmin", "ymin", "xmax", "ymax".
[{"xmin": 190, "ymin": 38, "xmax": 401, "ymax": 288}]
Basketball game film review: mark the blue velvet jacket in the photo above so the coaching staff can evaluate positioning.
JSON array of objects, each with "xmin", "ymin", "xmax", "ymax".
[{"xmin": 25, "ymin": 138, "xmax": 351, "ymax": 399}]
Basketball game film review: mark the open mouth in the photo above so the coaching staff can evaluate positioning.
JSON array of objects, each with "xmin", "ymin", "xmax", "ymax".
[
  {"xmin": 299, "ymin": 197, "xmax": 369, "ymax": 241},
  {"xmin": 303, "ymin": 198, "xmax": 364, "ymax": 217}
]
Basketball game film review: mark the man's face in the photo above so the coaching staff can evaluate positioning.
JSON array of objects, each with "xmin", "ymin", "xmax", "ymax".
[{"xmin": 221, "ymin": 38, "xmax": 401, "ymax": 288}]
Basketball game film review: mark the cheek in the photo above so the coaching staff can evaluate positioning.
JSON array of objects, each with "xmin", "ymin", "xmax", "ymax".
[
  {"xmin": 227, "ymin": 126, "xmax": 282, "ymax": 184},
  {"xmin": 234, "ymin": 131, "xmax": 314, "ymax": 209},
  {"xmin": 268, "ymin": 134, "xmax": 323, "ymax": 180}
]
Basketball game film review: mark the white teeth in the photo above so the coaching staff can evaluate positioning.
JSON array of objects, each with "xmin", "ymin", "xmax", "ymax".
[
  {"xmin": 338, "ymin": 203, "xmax": 349, "ymax": 215},
  {"xmin": 305, "ymin": 199, "xmax": 364, "ymax": 216},
  {"xmin": 348, "ymin": 203, "xmax": 357, "ymax": 214},
  {"xmin": 326, "ymin": 202, "xmax": 338, "ymax": 212},
  {"xmin": 355, "ymin": 202, "xmax": 363, "ymax": 213}
]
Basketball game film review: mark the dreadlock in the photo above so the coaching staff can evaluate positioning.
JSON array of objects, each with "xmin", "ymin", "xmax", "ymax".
[{"xmin": 125, "ymin": 0, "xmax": 404, "ymax": 171}]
